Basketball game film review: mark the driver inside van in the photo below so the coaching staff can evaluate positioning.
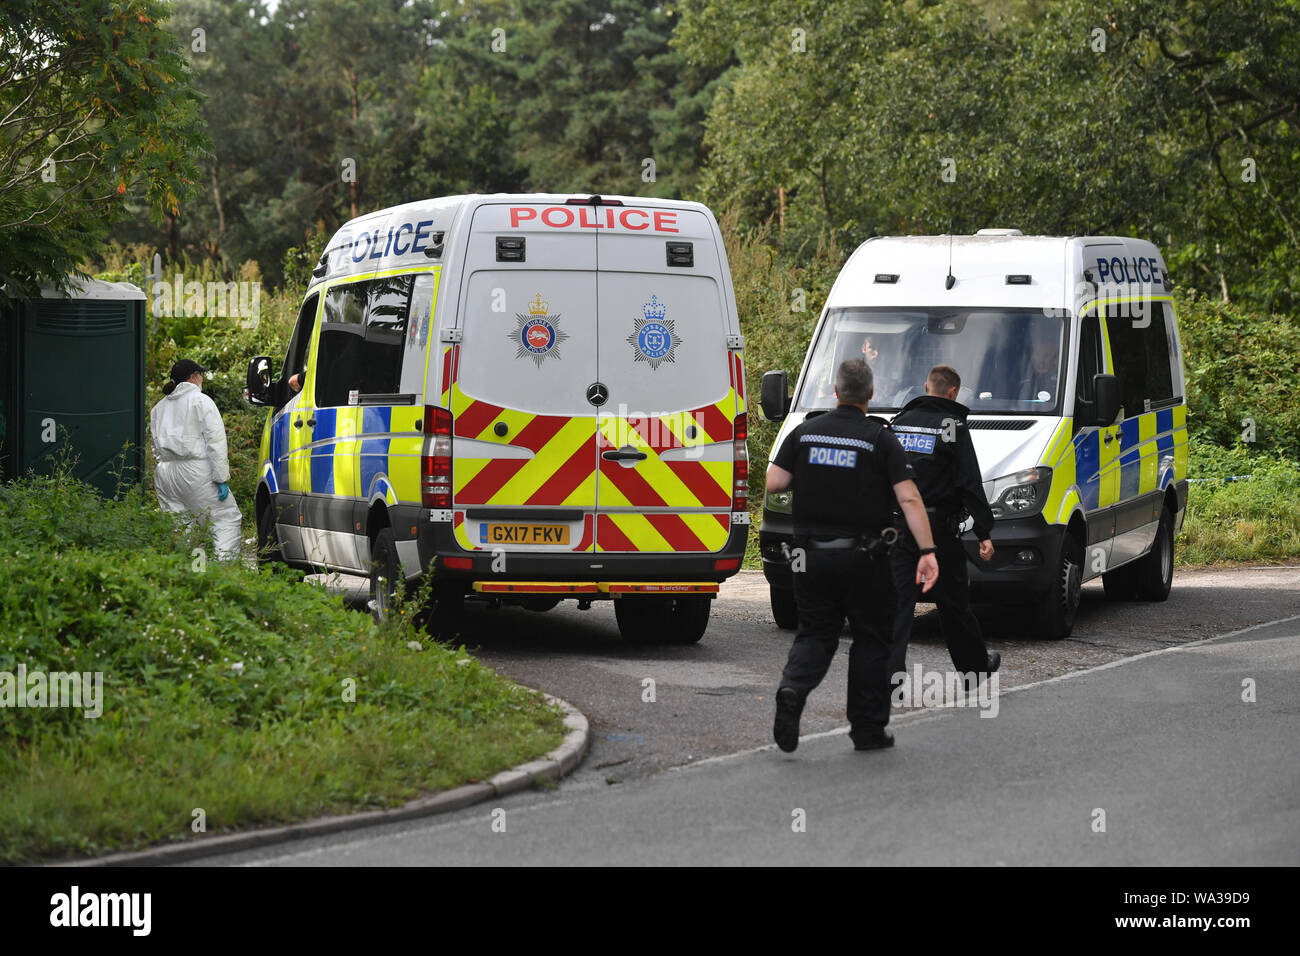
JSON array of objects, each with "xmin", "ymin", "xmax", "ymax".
[{"xmin": 1019, "ymin": 338, "xmax": 1059, "ymax": 402}]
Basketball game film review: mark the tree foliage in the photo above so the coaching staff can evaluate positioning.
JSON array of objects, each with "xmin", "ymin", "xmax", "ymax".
[
  {"xmin": 676, "ymin": 0, "xmax": 1300, "ymax": 312},
  {"xmin": 0, "ymin": 0, "xmax": 206, "ymax": 300}
]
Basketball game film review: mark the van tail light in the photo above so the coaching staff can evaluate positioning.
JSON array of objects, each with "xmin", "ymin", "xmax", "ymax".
[
  {"xmin": 422, "ymin": 405, "xmax": 453, "ymax": 508},
  {"xmin": 732, "ymin": 412, "xmax": 749, "ymax": 511}
]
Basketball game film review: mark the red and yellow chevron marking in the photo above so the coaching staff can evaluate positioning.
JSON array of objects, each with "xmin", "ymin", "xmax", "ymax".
[
  {"xmin": 448, "ymin": 380, "xmax": 739, "ymax": 512},
  {"xmin": 595, "ymin": 391, "xmax": 737, "ymax": 509},
  {"xmin": 450, "ymin": 382, "xmax": 599, "ymax": 507},
  {"xmin": 596, "ymin": 513, "xmax": 730, "ymax": 553},
  {"xmin": 729, "ymin": 351, "xmax": 747, "ymax": 414}
]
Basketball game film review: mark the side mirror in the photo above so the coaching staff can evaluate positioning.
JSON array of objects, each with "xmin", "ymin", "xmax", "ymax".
[
  {"xmin": 1093, "ymin": 373, "xmax": 1121, "ymax": 425},
  {"xmin": 760, "ymin": 370, "xmax": 790, "ymax": 422},
  {"xmin": 245, "ymin": 355, "xmax": 274, "ymax": 406}
]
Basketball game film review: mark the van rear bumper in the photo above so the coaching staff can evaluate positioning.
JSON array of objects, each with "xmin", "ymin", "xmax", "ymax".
[
  {"xmin": 417, "ymin": 517, "xmax": 749, "ymax": 584},
  {"xmin": 760, "ymin": 508, "xmax": 1065, "ymax": 600}
]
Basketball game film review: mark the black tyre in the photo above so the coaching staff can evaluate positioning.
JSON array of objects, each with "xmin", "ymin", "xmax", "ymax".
[
  {"xmin": 521, "ymin": 597, "xmax": 561, "ymax": 613},
  {"xmin": 1034, "ymin": 534, "xmax": 1083, "ymax": 640},
  {"xmin": 369, "ymin": 527, "xmax": 404, "ymax": 623},
  {"xmin": 1101, "ymin": 562, "xmax": 1138, "ymax": 601},
  {"xmin": 1133, "ymin": 506, "xmax": 1174, "ymax": 602},
  {"xmin": 615, "ymin": 596, "xmax": 711, "ymax": 645},
  {"xmin": 426, "ymin": 579, "xmax": 465, "ymax": 641},
  {"xmin": 664, "ymin": 596, "xmax": 711, "ymax": 644},
  {"xmin": 256, "ymin": 501, "xmax": 282, "ymax": 566},
  {"xmin": 770, "ymin": 584, "xmax": 798, "ymax": 630}
]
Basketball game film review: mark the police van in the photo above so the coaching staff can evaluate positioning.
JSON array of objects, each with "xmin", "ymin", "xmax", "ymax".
[
  {"xmin": 244, "ymin": 194, "xmax": 750, "ymax": 643},
  {"xmin": 758, "ymin": 230, "xmax": 1189, "ymax": 639}
]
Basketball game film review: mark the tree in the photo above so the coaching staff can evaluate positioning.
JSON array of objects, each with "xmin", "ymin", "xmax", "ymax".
[
  {"xmin": 0, "ymin": 0, "xmax": 207, "ymax": 299},
  {"xmin": 676, "ymin": 0, "xmax": 1300, "ymax": 311}
]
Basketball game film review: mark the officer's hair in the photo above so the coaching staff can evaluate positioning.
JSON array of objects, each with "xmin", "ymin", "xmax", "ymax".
[
  {"xmin": 928, "ymin": 365, "xmax": 961, "ymax": 394},
  {"xmin": 836, "ymin": 358, "xmax": 874, "ymax": 404}
]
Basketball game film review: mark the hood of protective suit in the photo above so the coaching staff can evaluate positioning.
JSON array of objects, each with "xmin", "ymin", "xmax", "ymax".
[{"xmin": 150, "ymin": 381, "xmax": 231, "ymax": 483}]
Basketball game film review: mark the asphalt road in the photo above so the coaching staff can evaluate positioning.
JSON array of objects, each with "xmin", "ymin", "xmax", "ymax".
[{"xmin": 198, "ymin": 565, "xmax": 1300, "ymax": 866}]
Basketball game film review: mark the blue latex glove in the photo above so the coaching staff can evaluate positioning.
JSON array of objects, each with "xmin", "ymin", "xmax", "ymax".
[{"xmin": 216, "ymin": 482, "xmax": 230, "ymax": 502}]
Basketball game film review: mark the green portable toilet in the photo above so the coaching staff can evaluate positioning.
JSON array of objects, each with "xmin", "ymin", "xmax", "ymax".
[{"xmin": 0, "ymin": 277, "xmax": 147, "ymax": 497}]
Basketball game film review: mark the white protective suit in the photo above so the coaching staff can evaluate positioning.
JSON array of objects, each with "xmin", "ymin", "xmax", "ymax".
[{"xmin": 150, "ymin": 381, "xmax": 243, "ymax": 560}]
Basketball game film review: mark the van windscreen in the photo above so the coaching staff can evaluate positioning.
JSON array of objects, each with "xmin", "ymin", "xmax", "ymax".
[{"xmin": 797, "ymin": 308, "xmax": 1066, "ymax": 414}]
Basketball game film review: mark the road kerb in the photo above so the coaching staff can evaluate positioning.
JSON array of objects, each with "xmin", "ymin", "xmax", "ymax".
[{"xmin": 52, "ymin": 694, "xmax": 590, "ymax": 867}]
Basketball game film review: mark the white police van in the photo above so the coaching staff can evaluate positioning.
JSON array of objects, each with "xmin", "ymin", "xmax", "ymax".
[
  {"xmin": 245, "ymin": 194, "xmax": 750, "ymax": 643},
  {"xmin": 759, "ymin": 230, "xmax": 1189, "ymax": 639}
]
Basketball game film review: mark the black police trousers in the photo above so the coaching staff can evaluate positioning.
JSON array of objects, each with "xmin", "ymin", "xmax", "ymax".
[
  {"xmin": 888, "ymin": 533, "xmax": 992, "ymax": 679},
  {"xmin": 779, "ymin": 544, "xmax": 897, "ymax": 733}
]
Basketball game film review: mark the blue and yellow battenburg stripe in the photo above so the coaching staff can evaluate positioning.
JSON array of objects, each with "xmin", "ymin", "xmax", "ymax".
[{"xmin": 1039, "ymin": 295, "xmax": 1187, "ymax": 525}]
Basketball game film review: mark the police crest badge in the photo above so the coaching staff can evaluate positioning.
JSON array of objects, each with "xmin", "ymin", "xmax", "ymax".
[{"xmin": 627, "ymin": 295, "xmax": 680, "ymax": 370}]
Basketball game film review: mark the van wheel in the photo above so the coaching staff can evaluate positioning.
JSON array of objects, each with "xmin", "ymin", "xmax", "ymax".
[
  {"xmin": 1101, "ymin": 563, "xmax": 1138, "ymax": 601},
  {"xmin": 615, "ymin": 597, "xmax": 670, "ymax": 643},
  {"xmin": 615, "ymin": 596, "xmax": 710, "ymax": 645},
  {"xmin": 1133, "ymin": 507, "xmax": 1174, "ymax": 602},
  {"xmin": 770, "ymin": 584, "xmax": 798, "ymax": 630},
  {"xmin": 1034, "ymin": 535, "xmax": 1082, "ymax": 640},
  {"xmin": 426, "ymin": 580, "xmax": 465, "ymax": 641},
  {"xmin": 369, "ymin": 527, "xmax": 404, "ymax": 623},
  {"xmin": 665, "ymin": 596, "xmax": 711, "ymax": 644},
  {"xmin": 256, "ymin": 502, "xmax": 281, "ymax": 566}
]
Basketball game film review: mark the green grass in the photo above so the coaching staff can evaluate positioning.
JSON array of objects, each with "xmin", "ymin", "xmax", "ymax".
[
  {"xmin": 1176, "ymin": 442, "xmax": 1300, "ymax": 566},
  {"xmin": 0, "ymin": 472, "xmax": 564, "ymax": 863}
]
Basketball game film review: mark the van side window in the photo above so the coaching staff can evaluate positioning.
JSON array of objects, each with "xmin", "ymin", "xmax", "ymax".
[
  {"xmin": 316, "ymin": 276, "xmax": 413, "ymax": 407},
  {"xmin": 399, "ymin": 273, "xmax": 437, "ymax": 395},
  {"xmin": 282, "ymin": 292, "xmax": 319, "ymax": 406},
  {"xmin": 1075, "ymin": 311, "xmax": 1101, "ymax": 408},
  {"xmin": 1106, "ymin": 301, "xmax": 1174, "ymax": 416}
]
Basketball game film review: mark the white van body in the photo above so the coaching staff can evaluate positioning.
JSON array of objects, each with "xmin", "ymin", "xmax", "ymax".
[
  {"xmin": 249, "ymin": 194, "xmax": 750, "ymax": 643},
  {"xmin": 759, "ymin": 231, "xmax": 1189, "ymax": 638}
]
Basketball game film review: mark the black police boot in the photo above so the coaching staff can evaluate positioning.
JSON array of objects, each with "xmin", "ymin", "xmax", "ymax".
[
  {"xmin": 850, "ymin": 727, "xmax": 895, "ymax": 751},
  {"xmin": 773, "ymin": 686, "xmax": 803, "ymax": 753}
]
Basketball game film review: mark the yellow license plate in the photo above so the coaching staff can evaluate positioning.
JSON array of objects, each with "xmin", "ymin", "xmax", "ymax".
[{"xmin": 481, "ymin": 523, "xmax": 570, "ymax": 545}]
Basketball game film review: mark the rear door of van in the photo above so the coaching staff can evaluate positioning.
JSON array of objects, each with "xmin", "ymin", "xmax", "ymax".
[
  {"xmin": 593, "ymin": 204, "xmax": 738, "ymax": 555},
  {"xmin": 448, "ymin": 202, "xmax": 600, "ymax": 554}
]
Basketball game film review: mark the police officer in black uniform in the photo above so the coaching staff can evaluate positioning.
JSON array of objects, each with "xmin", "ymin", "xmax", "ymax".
[
  {"xmin": 888, "ymin": 365, "xmax": 999, "ymax": 683},
  {"xmin": 768, "ymin": 359, "xmax": 940, "ymax": 753}
]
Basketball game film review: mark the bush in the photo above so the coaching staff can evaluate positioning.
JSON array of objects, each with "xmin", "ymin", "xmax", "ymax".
[
  {"xmin": 0, "ymin": 471, "xmax": 563, "ymax": 861},
  {"xmin": 1174, "ymin": 289, "xmax": 1300, "ymax": 460}
]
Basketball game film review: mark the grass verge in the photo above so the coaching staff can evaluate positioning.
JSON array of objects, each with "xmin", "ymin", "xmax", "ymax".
[
  {"xmin": 0, "ymin": 473, "xmax": 564, "ymax": 863},
  {"xmin": 1177, "ymin": 443, "xmax": 1300, "ymax": 565}
]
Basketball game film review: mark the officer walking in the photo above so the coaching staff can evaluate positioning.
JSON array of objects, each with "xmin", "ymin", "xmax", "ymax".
[
  {"xmin": 888, "ymin": 365, "xmax": 999, "ymax": 684},
  {"xmin": 768, "ymin": 358, "xmax": 940, "ymax": 753}
]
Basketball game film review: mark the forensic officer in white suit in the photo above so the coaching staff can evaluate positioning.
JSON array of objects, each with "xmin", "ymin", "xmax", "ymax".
[{"xmin": 150, "ymin": 359, "xmax": 243, "ymax": 560}]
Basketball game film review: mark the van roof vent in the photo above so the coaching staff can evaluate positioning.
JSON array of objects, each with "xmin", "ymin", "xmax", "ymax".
[{"xmin": 975, "ymin": 228, "xmax": 1024, "ymax": 236}]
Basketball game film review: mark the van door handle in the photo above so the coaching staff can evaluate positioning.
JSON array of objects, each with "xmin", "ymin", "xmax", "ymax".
[
  {"xmin": 602, "ymin": 449, "xmax": 647, "ymax": 462},
  {"xmin": 1103, "ymin": 430, "xmax": 1114, "ymax": 445},
  {"xmin": 307, "ymin": 417, "xmax": 317, "ymax": 428},
  {"xmin": 294, "ymin": 417, "xmax": 304, "ymax": 428}
]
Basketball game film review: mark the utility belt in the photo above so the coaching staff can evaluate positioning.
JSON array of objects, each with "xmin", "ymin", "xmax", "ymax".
[
  {"xmin": 792, "ymin": 527, "xmax": 899, "ymax": 559},
  {"xmin": 891, "ymin": 506, "xmax": 966, "ymax": 543}
]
